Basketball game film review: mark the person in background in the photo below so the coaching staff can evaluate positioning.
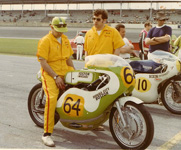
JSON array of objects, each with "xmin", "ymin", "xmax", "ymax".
[
  {"xmin": 145, "ymin": 12, "xmax": 172, "ymax": 56},
  {"xmin": 169, "ymin": 34, "xmax": 177, "ymax": 53},
  {"xmin": 174, "ymin": 35, "xmax": 181, "ymax": 59},
  {"xmin": 115, "ymin": 23, "xmax": 136, "ymax": 60},
  {"xmin": 37, "ymin": 17, "xmax": 75, "ymax": 147},
  {"xmin": 139, "ymin": 21, "xmax": 152, "ymax": 59},
  {"xmin": 74, "ymin": 32, "xmax": 85, "ymax": 60},
  {"xmin": 84, "ymin": 9, "xmax": 126, "ymax": 57}
]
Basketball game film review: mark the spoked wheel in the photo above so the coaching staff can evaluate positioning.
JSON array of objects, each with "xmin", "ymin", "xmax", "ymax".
[
  {"xmin": 109, "ymin": 102, "xmax": 154, "ymax": 149},
  {"xmin": 28, "ymin": 83, "xmax": 59, "ymax": 127},
  {"xmin": 161, "ymin": 79, "xmax": 181, "ymax": 114}
]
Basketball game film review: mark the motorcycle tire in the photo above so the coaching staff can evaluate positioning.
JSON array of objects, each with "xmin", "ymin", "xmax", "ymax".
[
  {"xmin": 161, "ymin": 79, "xmax": 181, "ymax": 114},
  {"xmin": 28, "ymin": 83, "xmax": 60, "ymax": 128},
  {"xmin": 109, "ymin": 102, "xmax": 154, "ymax": 149}
]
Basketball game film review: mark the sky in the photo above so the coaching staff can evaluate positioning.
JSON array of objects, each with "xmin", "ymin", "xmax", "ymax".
[{"xmin": 0, "ymin": 2, "xmax": 181, "ymax": 10}]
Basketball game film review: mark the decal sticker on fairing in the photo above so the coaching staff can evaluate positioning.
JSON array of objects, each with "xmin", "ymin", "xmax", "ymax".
[
  {"xmin": 93, "ymin": 87, "xmax": 109, "ymax": 100},
  {"xmin": 149, "ymin": 75, "xmax": 158, "ymax": 78},
  {"xmin": 78, "ymin": 72, "xmax": 90, "ymax": 78}
]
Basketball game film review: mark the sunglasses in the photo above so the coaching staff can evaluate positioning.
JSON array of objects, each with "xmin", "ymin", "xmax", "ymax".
[
  {"xmin": 92, "ymin": 17, "xmax": 102, "ymax": 21},
  {"xmin": 53, "ymin": 24, "xmax": 67, "ymax": 28}
]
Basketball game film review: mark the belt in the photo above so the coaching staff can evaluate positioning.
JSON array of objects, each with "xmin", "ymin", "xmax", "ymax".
[{"xmin": 77, "ymin": 43, "xmax": 83, "ymax": 45}]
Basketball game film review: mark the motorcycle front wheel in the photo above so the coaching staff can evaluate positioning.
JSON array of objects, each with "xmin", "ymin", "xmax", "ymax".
[
  {"xmin": 109, "ymin": 102, "xmax": 154, "ymax": 149},
  {"xmin": 28, "ymin": 83, "xmax": 60, "ymax": 127},
  {"xmin": 161, "ymin": 79, "xmax": 181, "ymax": 114}
]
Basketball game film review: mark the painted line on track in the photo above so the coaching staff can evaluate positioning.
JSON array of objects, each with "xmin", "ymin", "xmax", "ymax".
[{"xmin": 157, "ymin": 131, "xmax": 181, "ymax": 150}]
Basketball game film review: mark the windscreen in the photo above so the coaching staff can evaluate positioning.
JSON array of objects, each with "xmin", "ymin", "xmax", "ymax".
[{"xmin": 85, "ymin": 54, "xmax": 130, "ymax": 68}]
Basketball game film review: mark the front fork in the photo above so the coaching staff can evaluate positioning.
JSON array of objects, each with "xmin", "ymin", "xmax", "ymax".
[
  {"xmin": 114, "ymin": 95, "xmax": 143, "ymax": 128},
  {"xmin": 115, "ymin": 101, "xmax": 127, "ymax": 127},
  {"xmin": 170, "ymin": 80, "xmax": 181, "ymax": 103}
]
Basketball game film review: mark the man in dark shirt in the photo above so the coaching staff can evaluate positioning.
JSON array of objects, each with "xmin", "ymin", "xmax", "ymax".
[{"xmin": 145, "ymin": 12, "xmax": 172, "ymax": 53}]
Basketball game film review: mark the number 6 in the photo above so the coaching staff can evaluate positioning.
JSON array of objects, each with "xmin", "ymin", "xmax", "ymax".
[{"xmin": 124, "ymin": 67, "xmax": 134, "ymax": 84}]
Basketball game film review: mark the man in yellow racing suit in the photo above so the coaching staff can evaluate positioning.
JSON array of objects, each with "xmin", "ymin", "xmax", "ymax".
[
  {"xmin": 37, "ymin": 17, "xmax": 75, "ymax": 147},
  {"xmin": 84, "ymin": 9, "xmax": 135, "ymax": 57}
]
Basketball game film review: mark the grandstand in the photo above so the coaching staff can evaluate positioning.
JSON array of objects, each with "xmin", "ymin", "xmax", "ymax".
[
  {"xmin": 0, "ymin": 0, "xmax": 180, "ymax": 27},
  {"xmin": 0, "ymin": 9, "xmax": 180, "ymax": 25}
]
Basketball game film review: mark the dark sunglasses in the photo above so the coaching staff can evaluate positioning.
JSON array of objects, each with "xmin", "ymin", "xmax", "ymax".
[
  {"xmin": 53, "ymin": 24, "xmax": 67, "ymax": 28},
  {"xmin": 92, "ymin": 17, "xmax": 101, "ymax": 21}
]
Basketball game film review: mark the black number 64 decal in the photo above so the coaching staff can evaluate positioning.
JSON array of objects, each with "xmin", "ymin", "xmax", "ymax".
[{"xmin": 63, "ymin": 96, "xmax": 81, "ymax": 116}]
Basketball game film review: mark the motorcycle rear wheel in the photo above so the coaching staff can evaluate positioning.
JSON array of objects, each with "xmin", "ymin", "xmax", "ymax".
[
  {"xmin": 161, "ymin": 79, "xmax": 181, "ymax": 114},
  {"xmin": 109, "ymin": 102, "xmax": 154, "ymax": 149},
  {"xmin": 28, "ymin": 83, "xmax": 60, "ymax": 127}
]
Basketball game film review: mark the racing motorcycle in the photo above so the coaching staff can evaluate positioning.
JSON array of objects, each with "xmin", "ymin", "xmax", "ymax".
[
  {"xmin": 130, "ymin": 50, "xmax": 181, "ymax": 114},
  {"xmin": 28, "ymin": 54, "xmax": 154, "ymax": 149}
]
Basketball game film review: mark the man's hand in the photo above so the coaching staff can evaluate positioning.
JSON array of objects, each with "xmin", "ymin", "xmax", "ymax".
[
  {"xmin": 114, "ymin": 45, "xmax": 134, "ymax": 56},
  {"xmin": 132, "ymin": 51, "xmax": 138, "ymax": 57},
  {"xmin": 128, "ymin": 44, "xmax": 134, "ymax": 50},
  {"xmin": 55, "ymin": 76, "xmax": 65, "ymax": 90},
  {"xmin": 165, "ymin": 34, "xmax": 170, "ymax": 41}
]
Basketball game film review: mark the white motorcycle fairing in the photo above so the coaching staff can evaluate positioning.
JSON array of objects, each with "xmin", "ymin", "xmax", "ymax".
[
  {"xmin": 132, "ymin": 50, "xmax": 181, "ymax": 103},
  {"xmin": 118, "ymin": 96, "xmax": 143, "ymax": 106}
]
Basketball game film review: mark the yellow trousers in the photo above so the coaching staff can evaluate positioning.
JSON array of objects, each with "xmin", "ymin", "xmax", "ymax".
[{"xmin": 41, "ymin": 70, "xmax": 59, "ymax": 134}]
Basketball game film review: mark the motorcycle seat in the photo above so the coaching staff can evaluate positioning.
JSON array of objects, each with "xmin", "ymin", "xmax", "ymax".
[{"xmin": 129, "ymin": 60, "xmax": 163, "ymax": 74}]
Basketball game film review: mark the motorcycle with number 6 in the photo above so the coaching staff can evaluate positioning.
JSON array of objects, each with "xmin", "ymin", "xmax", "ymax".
[{"xmin": 28, "ymin": 54, "xmax": 154, "ymax": 149}]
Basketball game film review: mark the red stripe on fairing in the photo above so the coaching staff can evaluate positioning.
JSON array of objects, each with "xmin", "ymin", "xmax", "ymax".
[{"xmin": 42, "ymin": 70, "xmax": 50, "ymax": 133}]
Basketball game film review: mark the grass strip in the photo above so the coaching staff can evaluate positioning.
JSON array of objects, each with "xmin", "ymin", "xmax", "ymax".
[{"xmin": 0, "ymin": 38, "xmax": 39, "ymax": 56}]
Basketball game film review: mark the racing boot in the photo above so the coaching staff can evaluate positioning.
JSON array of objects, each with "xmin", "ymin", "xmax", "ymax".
[{"xmin": 42, "ymin": 135, "xmax": 55, "ymax": 147}]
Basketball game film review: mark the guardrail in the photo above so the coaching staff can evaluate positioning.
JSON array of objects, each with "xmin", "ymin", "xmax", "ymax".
[{"xmin": 0, "ymin": 21, "xmax": 180, "ymax": 29}]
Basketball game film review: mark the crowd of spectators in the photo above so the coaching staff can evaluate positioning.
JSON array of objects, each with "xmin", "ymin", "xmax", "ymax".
[
  {"xmin": 0, "ymin": 9, "xmax": 181, "ymax": 25},
  {"xmin": 0, "ymin": 10, "xmax": 42, "ymax": 23}
]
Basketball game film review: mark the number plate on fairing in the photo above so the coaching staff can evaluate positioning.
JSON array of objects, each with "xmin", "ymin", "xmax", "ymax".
[
  {"xmin": 62, "ymin": 94, "xmax": 85, "ymax": 117},
  {"xmin": 135, "ymin": 77, "xmax": 151, "ymax": 92},
  {"xmin": 120, "ymin": 66, "xmax": 135, "ymax": 88}
]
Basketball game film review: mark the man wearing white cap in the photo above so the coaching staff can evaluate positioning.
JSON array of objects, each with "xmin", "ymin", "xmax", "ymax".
[
  {"xmin": 37, "ymin": 17, "xmax": 75, "ymax": 147},
  {"xmin": 145, "ymin": 12, "xmax": 172, "ymax": 54}
]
